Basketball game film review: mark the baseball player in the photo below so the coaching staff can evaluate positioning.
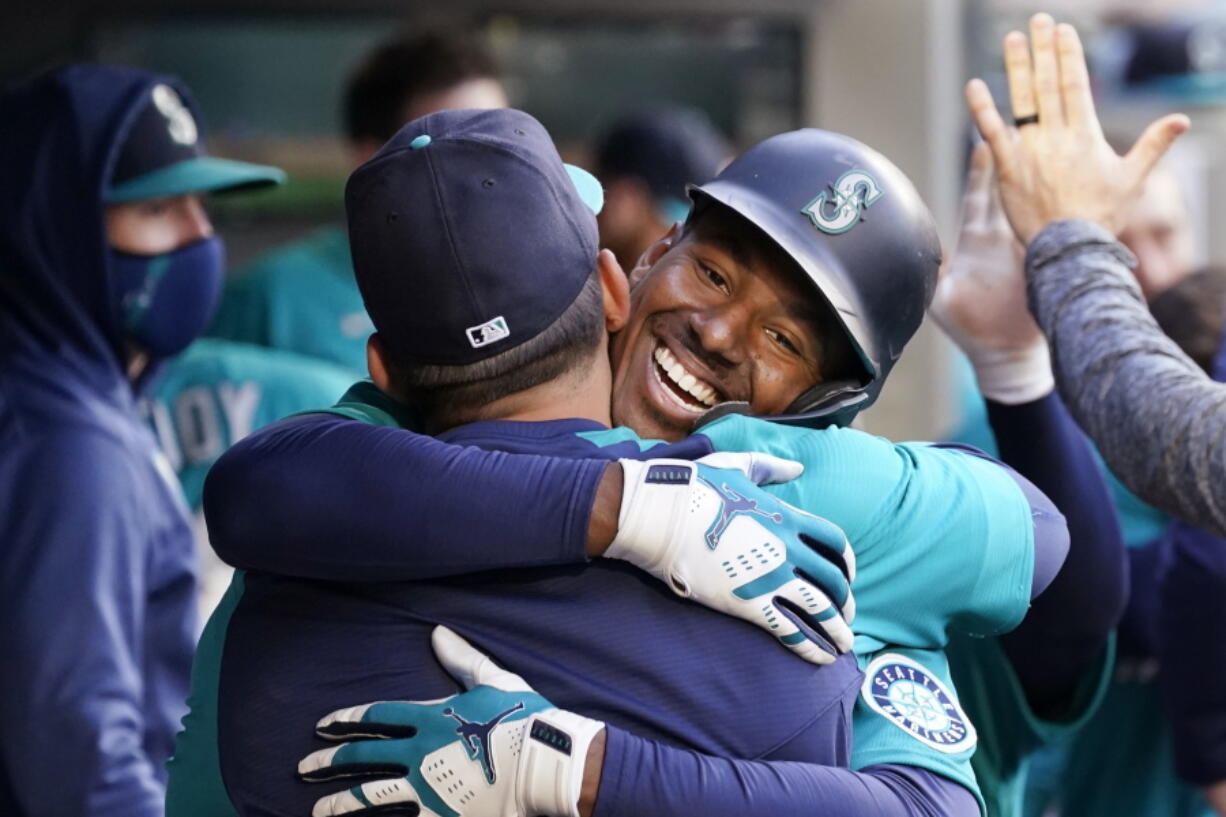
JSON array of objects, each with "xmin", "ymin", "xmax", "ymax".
[
  {"xmin": 144, "ymin": 339, "xmax": 354, "ymax": 614},
  {"xmin": 270, "ymin": 131, "xmax": 1118, "ymax": 817},
  {"xmin": 1030, "ymin": 268, "xmax": 1226, "ymax": 817},
  {"xmin": 169, "ymin": 109, "xmax": 1072, "ymax": 817},
  {"xmin": 932, "ymin": 142, "xmax": 1125, "ymax": 817},
  {"xmin": 209, "ymin": 30, "xmax": 507, "ymax": 374},
  {"xmin": 0, "ymin": 65, "xmax": 282, "ymax": 817},
  {"xmin": 592, "ymin": 105, "xmax": 729, "ymax": 270}
]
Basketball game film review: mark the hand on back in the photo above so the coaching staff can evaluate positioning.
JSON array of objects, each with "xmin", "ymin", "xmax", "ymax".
[{"xmin": 610, "ymin": 452, "xmax": 856, "ymax": 665}]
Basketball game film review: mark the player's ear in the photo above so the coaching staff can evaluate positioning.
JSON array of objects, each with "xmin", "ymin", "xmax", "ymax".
[
  {"xmin": 628, "ymin": 221, "xmax": 683, "ymax": 287},
  {"xmin": 367, "ymin": 334, "xmax": 396, "ymax": 398},
  {"xmin": 597, "ymin": 249, "xmax": 631, "ymax": 332}
]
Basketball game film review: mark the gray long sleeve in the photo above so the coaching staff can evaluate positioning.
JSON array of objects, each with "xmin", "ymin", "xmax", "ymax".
[{"xmin": 1025, "ymin": 219, "xmax": 1226, "ymax": 535}]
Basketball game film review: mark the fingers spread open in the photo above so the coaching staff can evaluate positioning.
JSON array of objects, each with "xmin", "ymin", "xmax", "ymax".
[
  {"xmin": 1003, "ymin": 30, "xmax": 1036, "ymax": 122},
  {"xmin": 1125, "ymin": 113, "xmax": 1191, "ymax": 183},
  {"xmin": 1029, "ymin": 13, "xmax": 1063, "ymax": 128},
  {"xmin": 1055, "ymin": 23, "xmax": 1098, "ymax": 134},
  {"xmin": 966, "ymin": 79, "xmax": 1014, "ymax": 174}
]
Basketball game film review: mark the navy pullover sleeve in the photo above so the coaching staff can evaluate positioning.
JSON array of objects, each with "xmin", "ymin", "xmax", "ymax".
[
  {"xmin": 987, "ymin": 393, "xmax": 1128, "ymax": 718},
  {"xmin": 0, "ymin": 432, "xmax": 163, "ymax": 817},
  {"xmin": 204, "ymin": 413, "xmax": 607, "ymax": 580},
  {"xmin": 594, "ymin": 728, "xmax": 978, "ymax": 817}
]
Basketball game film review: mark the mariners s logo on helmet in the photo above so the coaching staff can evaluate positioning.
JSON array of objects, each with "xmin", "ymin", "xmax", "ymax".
[
  {"xmin": 802, "ymin": 170, "xmax": 885, "ymax": 234},
  {"xmin": 151, "ymin": 84, "xmax": 198, "ymax": 146}
]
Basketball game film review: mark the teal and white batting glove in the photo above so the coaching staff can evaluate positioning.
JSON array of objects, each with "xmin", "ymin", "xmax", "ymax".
[
  {"xmin": 608, "ymin": 453, "xmax": 856, "ymax": 665},
  {"xmin": 299, "ymin": 626, "xmax": 604, "ymax": 817}
]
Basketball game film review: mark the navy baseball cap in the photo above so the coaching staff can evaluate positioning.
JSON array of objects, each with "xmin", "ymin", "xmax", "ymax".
[
  {"xmin": 595, "ymin": 105, "xmax": 729, "ymax": 223},
  {"xmin": 106, "ymin": 83, "xmax": 285, "ymax": 203},
  {"xmin": 346, "ymin": 108, "xmax": 603, "ymax": 366}
]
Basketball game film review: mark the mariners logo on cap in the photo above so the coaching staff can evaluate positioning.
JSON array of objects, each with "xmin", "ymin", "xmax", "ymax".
[
  {"xmin": 802, "ymin": 170, "xmax": 884, "ymax": 235},
  {"xmin": 151, "ymin": 84, "xmax": 198, "ymax": 146},
  {"xmin": 861, "ymin": 653, "xmax": 976, "ymax": 754}
]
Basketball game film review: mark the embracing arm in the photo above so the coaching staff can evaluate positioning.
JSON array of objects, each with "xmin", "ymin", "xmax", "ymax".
[
  {"xmin": 301, "ymin": 629, "xmax": 978, "ymax": 817},
  {"xmin": 1026, "ymin": 220, "xmax": 1226, "ymax": 536},
  {"xmin": 988, "ymin": 392, "xmax": 1127, "ymax": 716},
  {"xmin": 204, "ymin": 413, "xmax": 620, "ymax": 580},
  {"xmin": 592, "ymin": 730, "xmax": 976, "ymax": 817}
]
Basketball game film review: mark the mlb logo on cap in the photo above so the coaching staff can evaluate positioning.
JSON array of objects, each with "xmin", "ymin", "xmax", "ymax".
[
  {"xmin": 346, "ymin": 108, "xmax": 604, "ymax": 367},
  {"xmin": 467, "ymin": 316, "xmax": 510, "ymax": 349}
]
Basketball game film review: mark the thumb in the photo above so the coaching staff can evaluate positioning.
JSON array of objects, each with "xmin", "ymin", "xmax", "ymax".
[
  {"xmin": 432, "ymin": 625, "xmax": 536, "ymax": 693},
  {"xmin": 697, "ymin": 451, "xmax": 804, "ymax": 485},
  {"xmin": 1124, "ymin": 113, "xmax": 1190, "ymax": 182}
]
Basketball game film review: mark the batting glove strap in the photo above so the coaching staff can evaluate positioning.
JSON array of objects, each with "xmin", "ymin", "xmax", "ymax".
[
  {"xmin": 967, "ymin": 340, "xmax": 1055, "ymax": 405},
  {"xmin": 605, "ymin": 458, "xmax": 693, "ymax": 583},
  {"xmin": 517, "ymin": 711, "xmax": 605, "ymax": 817}
]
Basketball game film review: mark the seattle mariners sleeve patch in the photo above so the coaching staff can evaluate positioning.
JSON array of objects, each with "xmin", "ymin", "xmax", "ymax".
[{"xmin": 861, "ymin": 653, "xmax": 977, "ymax": 754}]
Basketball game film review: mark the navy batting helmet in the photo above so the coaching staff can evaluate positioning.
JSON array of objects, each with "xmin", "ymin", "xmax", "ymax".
[{"xmin": 688, "ymin": 128, "xmax": 941, "ymax": 428}]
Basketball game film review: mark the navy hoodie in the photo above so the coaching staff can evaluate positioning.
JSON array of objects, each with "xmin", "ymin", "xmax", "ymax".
[{"xmin": 0, "ymin": 65, "xmax": 198, "ymax": 817}]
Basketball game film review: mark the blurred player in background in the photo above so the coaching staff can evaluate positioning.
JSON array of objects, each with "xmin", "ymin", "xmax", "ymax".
[
  {"xmin": 150, "ymin": 29, "xmax": 507, "ymax": 612},
  {"xmin": 208, "ymin": 29, "xmax": 507, "ymax": 374},
  {"xmin": 1119, "ymin": 164, "xmax": 1197, "ymax": 300},
  {"xmin": 143, "ymin": 342, "xmax": 353, "ymax": 615},
  {"xmin": 593, "ymin": 105, "xmax": 729, "ymax": 270},
  {"xmin": 940, "ymin": 18, "xmax": 1208, "ymax": 817},
  {"xmin": 1043, "ymin": 267, "xmax": 1226, "ymax": 817},
  {"xmin": 0, "ymin": 64, "xmax": 282, "ymax": 817}
]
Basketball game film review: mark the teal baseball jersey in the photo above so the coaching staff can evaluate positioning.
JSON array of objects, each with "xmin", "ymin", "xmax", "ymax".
[
  {"xmin": 947, "ymin": 633, "xmax": 1115, "ymax": 817},
  {"xmin": 584, "ymin": 413, "xmax": 1044, "ymax": 811},
  {"xmin": 208, "ymin": 225, "xmax": 371, "ymax": 374},
  {"xmin": 684, "ymin": 413, "xmax": 1037, "ymax": 650},
  {"xmin": 948, "ymin": 354, "xmax": 1179, "ymax": 817},
  {"xmin": 950, "ymin": 352, "xmax": 1169, "ymax": 546},
  {"xmin": 1045, "ymin": 674, "xmax": 1213, "ymax": 817},
  {"xmin": 146, "ymin": 339, "xmax": 354, "ymax": 509},
  {"xmin": 851, "ymin": 647, "xmax": 981, "ymax": 811}
]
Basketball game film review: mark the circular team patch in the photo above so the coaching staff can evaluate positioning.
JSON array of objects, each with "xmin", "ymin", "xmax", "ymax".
[{"xmin": 861, "ymin": 653, "xmax": 976, "ymax": 754}]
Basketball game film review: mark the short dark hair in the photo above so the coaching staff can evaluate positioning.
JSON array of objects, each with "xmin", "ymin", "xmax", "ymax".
[
  {"xmin": 1149, "ymin": 266, "xmax": 1226, "ymax": 375},
  {"xmin": 388, "ymin": 269, "xmax": 605, "ymax": 430},
  {"xmin": 343, "ymin": 30, "xmax": 501, "ymax": 145}
]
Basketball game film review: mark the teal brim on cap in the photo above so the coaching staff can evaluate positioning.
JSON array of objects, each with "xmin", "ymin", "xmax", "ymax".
[
  {"xmin": 564, "ymin": 164, "xmax": 603, "ymax": 215},
  {"xmin": 106, "ymin": 156, "xmax": 286, "ymax": 203},
  {"xmin": 656, "ymin": 195, "xmax": 692, "ymax": 225}
]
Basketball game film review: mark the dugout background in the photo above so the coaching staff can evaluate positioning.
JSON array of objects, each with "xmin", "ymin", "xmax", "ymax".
[{"xmin": 3, "ymin": 0, "xmax": 1218, "ymax": 440}]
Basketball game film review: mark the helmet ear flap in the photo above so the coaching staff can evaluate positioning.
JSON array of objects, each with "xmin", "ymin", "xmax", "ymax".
[{"xmin": 776, "ymin": 381, "xmax": 870, "ymax": 429}]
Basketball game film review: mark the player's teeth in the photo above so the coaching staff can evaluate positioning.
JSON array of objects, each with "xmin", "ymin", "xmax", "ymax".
[{"xmin": 654, "ymin": 343, "xmax": 719, "ymax": 408}]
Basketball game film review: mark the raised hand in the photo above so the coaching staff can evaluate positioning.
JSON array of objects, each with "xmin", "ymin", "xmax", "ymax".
[
  {"xmin": 965, "ymin": 13, "xmax": 1190, "ymax": 244},
  {"xmin": 930, "ymin": 141, "xmax": 1053, "ymax": 404}
]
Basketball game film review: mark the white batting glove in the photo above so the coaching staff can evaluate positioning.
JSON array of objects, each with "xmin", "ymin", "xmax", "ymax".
[
  {"xmin": 930, "ymin": 142, "xmax": 1054, "ymax": 405},
  {"xmin": 607, "ymin": 453, "xmax": 856, "ymax": 665},
  {"xmin": 299, "ymin": 626, "xmax": 603, "ymax": 817}
]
